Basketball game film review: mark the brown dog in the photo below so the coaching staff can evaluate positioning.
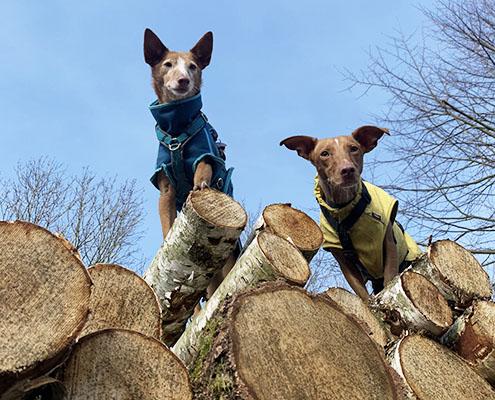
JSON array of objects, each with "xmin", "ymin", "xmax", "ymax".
[
  {"xmin": 144, "ymin": 29, "xmax": 233, "ymax": 238},
  {"xmin": 144, "ymin": 29, "xmax": 236, "ymax": 303},
  {"xmin": 281, "ymin": 126, "xmax": 421, "ymax": 300}
]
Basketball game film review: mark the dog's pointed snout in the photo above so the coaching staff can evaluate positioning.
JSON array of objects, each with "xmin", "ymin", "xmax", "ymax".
[
  {"xmin": 341, "ymin": 166, "xmax": 356, "ymax": 177},
  {"xmin": 178, "ymin": 77, "xmax": 190, "ymax": 86}
]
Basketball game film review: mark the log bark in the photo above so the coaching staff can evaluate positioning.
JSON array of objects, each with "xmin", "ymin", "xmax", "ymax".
[
  {"xmin": 412, "ymin": 240, "xmax": 492, "ymax": 307},
  {"xmin": 192, "ymin": 283, "xmax": 400, "ymax": 400},
  {"xmin": 172, "ymin": 231, "xmax": 310, "ymax": 367},
  {"xmin": 79, "ymin": 263, "xmax": 161, "ymax": 339},
  {"xmin": 0, "ymin": 376, "xmax": 65, "ymax": 400},
  {"xmin": 441, "ymin": 300, "xmax": 495, "ymax": 384},
  {"xmin": 243, "ymin": 203, "xmax": 323, "ymax": 261},
  {"xmin": 143, "ymin": 189, "xmax": 247, "ymax": 345},
  {"xmin": 325, "ymin": 287, "xmax": 391, "ymax": 347},
  {"xmin": 388, "ymin": 335, "xmax": 495, "ymax": 399},
  {"xmin": 0, "ymin": 221, "xmax": 91, "ymax": 395},
  {"xmin": 372, "ymin": 270, "xmax": 453, "ymax": 336},
  {"xmin": 61, "ymin": 328, "xmax": 192, "ymax": 400}
]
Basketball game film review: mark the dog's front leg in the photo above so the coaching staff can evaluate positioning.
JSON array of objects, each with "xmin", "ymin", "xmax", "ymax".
[
  {"xmin": 331, "ymin": 249, "xmax": 369, "ymax": 301},
  {"xmin": 382, "ymin": 222, "xmax": 399, "ymax": 286},
  {"xmin": 193, "ymin": 160, "xmax": 213, "ymax": 190},
  {"xmin": 157, "ymin": 171, "xmax": 177, "ymax": 239}
]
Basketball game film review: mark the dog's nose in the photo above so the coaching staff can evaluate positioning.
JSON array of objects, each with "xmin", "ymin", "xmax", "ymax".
[
  {"xmin": 178, "ymin": 78, "xmax": 190, "ymax": 87},
  {"xmin": 341, "ymin": 166, "xmax": 356, "ymax": 177}
]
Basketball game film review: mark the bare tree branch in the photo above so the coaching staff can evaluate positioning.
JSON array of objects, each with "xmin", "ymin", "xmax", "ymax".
[{"xmin": 0, "ymin": 157, "xmax": 146, "ymax": 270}]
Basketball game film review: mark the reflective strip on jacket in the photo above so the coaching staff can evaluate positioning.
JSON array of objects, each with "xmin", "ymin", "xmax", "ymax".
[{"xmin": 314, "ymin": 178, "xmax": 422, "ymax": 279}]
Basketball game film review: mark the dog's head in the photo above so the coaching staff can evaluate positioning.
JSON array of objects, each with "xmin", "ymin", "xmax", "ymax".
[
  {"xmin": 144, "ymin": 29, "xmax": 213, "ymax": 103},
  {"xmin": 280, "ymin": 126, "xmax": 389, "ymax": 194}
]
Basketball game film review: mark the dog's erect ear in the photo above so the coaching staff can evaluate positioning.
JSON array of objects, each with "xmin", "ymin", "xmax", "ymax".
[
  {"xmin": 280, "ymin": 136, "xmax": 318, "ymax": 160},
  {"xmin": 190, "ymin": 31, "xmax": 213, "ymax": 69},
  {"xmin": 144, "ymin": 28, "xmax": 169, "ymax": 66},
  {"xmin": 352, "ymin": 125, "xmax": 390, "ymax": 153}
]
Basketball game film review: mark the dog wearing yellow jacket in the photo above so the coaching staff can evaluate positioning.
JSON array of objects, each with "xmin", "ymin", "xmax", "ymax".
[{"xmin": 281, "ymin": 126, "xmax": 421, "ymax": 300}]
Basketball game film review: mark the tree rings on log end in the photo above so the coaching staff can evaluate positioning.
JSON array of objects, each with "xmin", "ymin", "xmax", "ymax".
[
  {"xmin": 429, "ymin": 240, "xmax": 492, "ymax": 303},
  {"xmin": 189, "ymin": 188, "xmax": 247, "ymax": 229},
  {"xmin": 257, "ymin": 231, "xmax": 310, "ymax": 285},
  {"xmin": 198, "ymin": 283, "xmax": 398, "ymax": 400},
  {"xmin": 79, "ymin": 263, "xmax": 161, "ymax": 339},
  {"xmin": 262, "ymin": 204, "xmax": 323, "ymax": 257},
  {"xmin": 402, "ymin": 271, "xmax": 453, "ymax": 332},
  {"xmin": 0, "ymin": 221, "xmax": 91, "ymax": 392},
  {"xmin": 395, "ymin": 335, "xmax": 495, "ymax": 400},
  {"xmin": 325, "ymin": 287, "xmax": 390, "ymax": 347},
  {"xmin": 62, "ymin": 329, "xmax": 192, "ymax": 400}
]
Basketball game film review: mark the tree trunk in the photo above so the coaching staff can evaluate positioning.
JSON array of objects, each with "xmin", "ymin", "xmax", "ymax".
[
  {"xmin": 79, "ymin": 263, "xmax": 161, "ymax": 339},
  {"xmin": 0, "ymin": 221, "xmax": 91, "ymax": 395},
  {"xmin": 143, "ymin": 189, "xmax": 247, "ymax": 345},
  {"xmin": 325, "ymin": 287, "xmax": 391, "ymax": 347},
  {"xmin": 372, "ymin": 270, "xmax": 453, "ymax": 336},
  {"xmin": 61, "ymin": 329, "xmax": 192, "ymax": 400},
  {"xmin": 388, "ymin": 335, "xmax": 495, "ymax": 400},
  {"xmin": 172, "ymin": 231, "xmax": 310, "ymax": 367},
  {"xmin": 412, "ymin": 240, "xmax": 492, "ymax": 307},
  {"xmin": 441, "ymin": 300, "xmax": 495, "ymax": 384},
  {"xmin": 243, "ymin": 203, "xmax": 323, "ymax": 261},
  {"xmin": 192, "ymin": 283, "xmax": 400, "ymax": 400}
]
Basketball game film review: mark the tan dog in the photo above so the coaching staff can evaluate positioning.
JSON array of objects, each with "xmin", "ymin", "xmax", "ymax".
[
  {"xmin": 281, "ymin": 126, "xmax": 421, "ymax": 300},
  {"xmin": 144, "ymin": 29, "xmax": 216, "ymax": 238},
  {"xmin": 144, "ymin": 29, "xmax": 237, "ymax": 303}
]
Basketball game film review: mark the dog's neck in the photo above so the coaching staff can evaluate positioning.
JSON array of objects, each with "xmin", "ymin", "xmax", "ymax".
[
  {"xmin": 318, "ymin": 177, "xmax": 359, "ymax": 208},
  {"xmin": 150, "ymin": 93, "xmax": 203, "ymax": 136}
]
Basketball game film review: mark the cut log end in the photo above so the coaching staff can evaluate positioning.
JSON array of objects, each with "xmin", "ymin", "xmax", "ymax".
[
  {"xmin": 396, "ymin": 335, "xmax": 495, "ymax": 400},
  {"xmin": 325, "ymin": 287, "xmax": 390, "ymax": 347},
  {"xmin": 402, "ymin": 271, "xmax": 453, "ymax": 330},
  {"xmin": 262, "ymin": 204, "xmax": 323, "ymax": 255},
  {"xmin": 0, "ymin": 221, "xmax": 91, "ymax": 392},
  {"xmin": 62, "ymin": 329, "xmax": 192, "ymax": 400},
  {"xmin": 189, "ymin": 188, "xmax": 247, "ymax": 229},
  {"xmin": 257, "ymin": 231, "xmax": 310, "ymax": 285},
  {"xmin": 195, "ymin": 284, "xmax": 398, "ymax": 400},
  {"xmin": 79, "ymin": 263, "xmax": 161, "ymax": 339},
  {"xmin": 429, "ymin": 240, "xmax": 492, "ymax": 301}
]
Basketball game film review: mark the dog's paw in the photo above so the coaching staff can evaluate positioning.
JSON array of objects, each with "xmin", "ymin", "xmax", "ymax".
[{"xmin": 193, "ymin": 181, "xmax": 210, "ymax": 191}]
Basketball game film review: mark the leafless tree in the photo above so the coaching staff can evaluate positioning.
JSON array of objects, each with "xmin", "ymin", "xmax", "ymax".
[
  {"xmin": 0, "ymin": 157, "xmax": 146, "ymax": 269},
  {"xmin": 346, "ymin": 0, "xmax": 495, "ymax": 280}
]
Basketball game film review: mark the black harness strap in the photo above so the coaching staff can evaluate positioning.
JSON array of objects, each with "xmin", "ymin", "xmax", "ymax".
[{"xmin": 319, "ymin": 183, "xmax": 372, "ymax": 279}]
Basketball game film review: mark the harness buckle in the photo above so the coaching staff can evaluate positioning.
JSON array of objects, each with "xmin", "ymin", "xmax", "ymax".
[{"xmin": 167, "ymin": 140, "xmax": 181, "ymax": 151}]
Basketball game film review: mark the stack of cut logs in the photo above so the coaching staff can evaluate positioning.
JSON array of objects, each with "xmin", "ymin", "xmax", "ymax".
[{"xmin": 1, "ymin": 188, "xmax": 495, "ymax": 399}]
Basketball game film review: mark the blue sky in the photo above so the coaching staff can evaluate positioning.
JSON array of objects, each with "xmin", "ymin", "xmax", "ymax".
[{"xmin": 0, "ymin": 0, "xmax": 431, "ymax": 271}]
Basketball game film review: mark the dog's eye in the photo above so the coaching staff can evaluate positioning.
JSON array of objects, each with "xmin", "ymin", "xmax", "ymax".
[
  {"xmin": 189, "ymin": 64, "xmax": 197, "ymax": 71},
  {"xmin": 350, "ymin": 145, "xmax": 359, "ymax": 153},
  {"xmin": 164, "ymin": 61, "xmax": 172, "ymax": 68},
  {"xmin": 320, "ymin": 150, "xmax": 330, "ymax": 157}
]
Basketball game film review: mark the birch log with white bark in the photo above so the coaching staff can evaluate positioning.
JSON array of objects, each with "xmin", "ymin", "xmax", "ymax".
[
  {"xmin": 192, "ymin": 283, "xmax": 399, "ymax": 400},
  {"xmin": 0, "ymin": 221, "xmax": 91, "ymax": 395},
  {"xmin": 79, "ymin": 263, "xmax": 161, "ymax": 339},
  {"xmin": 412, "ymin": 240, "xmax": 492, "ymax": 307},
  {"xmin": 441, "ymin": 300, "xmax": 495, "ymax": 384},
  {"xmin": 326, "ymin": 287, "xmax": 391, "ymax": 347},
  {"xmin": 61, "ymin": 329, "xmax": 192, "ymax": 400},
  {"xmin": 172, "ymin": 231, "xmax": 310, "ymax": 367},
  {"xmin": 372, "ymin": 270, "xmax": 453, "ymax": 336},
  {"xmin": 388, "ymin": 335, "xmax": 495, "ymax": 400},
  {"xmin": 243, "ymin": 203, "xmax": 323, "ymax": 261},
  {"xmin": 144, "ymin": 189, "xmax": 247, "ymax": 345}
]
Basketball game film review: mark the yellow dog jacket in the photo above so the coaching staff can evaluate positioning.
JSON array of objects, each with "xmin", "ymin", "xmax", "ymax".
[{"xmin": 315, "ymin": 178, "xmax": 421, "ymax": 279}]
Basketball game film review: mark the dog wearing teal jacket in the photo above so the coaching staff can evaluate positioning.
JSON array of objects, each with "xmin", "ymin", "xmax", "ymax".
[{"xmin": 144, "ymin": 29, "xmax": 234, "ymax": 239}]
